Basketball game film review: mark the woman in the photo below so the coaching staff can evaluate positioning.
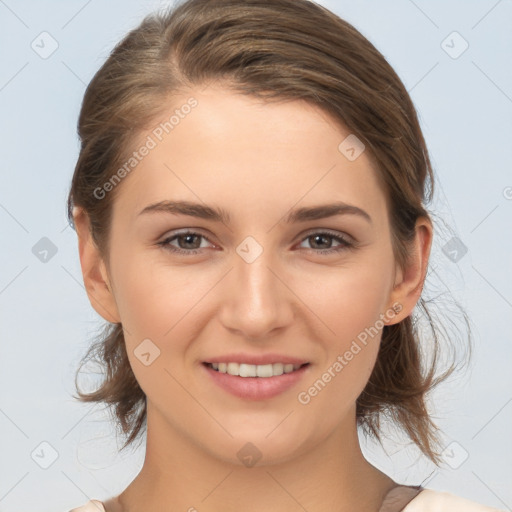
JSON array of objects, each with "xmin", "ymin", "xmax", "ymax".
[{"xmin": 66, "ymin": 0, "xmax": 504, "ymax": 510}]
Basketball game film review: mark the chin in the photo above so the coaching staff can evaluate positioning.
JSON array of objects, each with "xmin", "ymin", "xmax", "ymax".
[{"xmin": 210, "ymin": 428, "xmax": 310, "ymax": 468}]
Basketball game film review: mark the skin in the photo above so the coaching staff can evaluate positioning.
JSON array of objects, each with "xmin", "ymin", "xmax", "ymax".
[{"xmin": 74, "ymin": 84, "xmax": 432, "ymax": 512}]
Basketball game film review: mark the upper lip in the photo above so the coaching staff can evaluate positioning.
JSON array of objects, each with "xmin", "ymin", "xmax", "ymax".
[{"xmin": 203, "ymin": 353, "xmax": 309, "ymax": 366}]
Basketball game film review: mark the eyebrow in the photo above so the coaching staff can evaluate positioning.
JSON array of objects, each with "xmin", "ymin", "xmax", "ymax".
[{"xmin": 137, "ymin": 200, "xmax": 372, "ymax": 225}]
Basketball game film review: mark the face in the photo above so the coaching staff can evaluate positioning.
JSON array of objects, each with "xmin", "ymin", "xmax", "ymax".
[{"xmin": 79, "ymin": 84, "xmax": 428, "ymax": 466}]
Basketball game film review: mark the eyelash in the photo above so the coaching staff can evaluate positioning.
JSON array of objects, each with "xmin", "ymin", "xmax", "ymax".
[{"xmin": 157, "ymin": 229, "xmax": 355, "ymax": 256}]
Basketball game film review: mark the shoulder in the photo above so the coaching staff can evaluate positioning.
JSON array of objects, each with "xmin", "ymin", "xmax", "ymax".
[
  {"xmin": 404, "ymin": 489, "xmax": 505, "ymax": 512},
  {"xmin": 68, "ymin": 499, "xmax": 106, "ymax": 512}
]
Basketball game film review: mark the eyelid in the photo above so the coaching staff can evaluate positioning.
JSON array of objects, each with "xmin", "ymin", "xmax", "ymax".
[
  {"xmin": 157, "ymin": 227, "xmax": 355, "ymax": 245},
  {"xmin": 158, "ymin": 227, "xmax": 217, "ymax": 245},
  {"xmin": 299, "ymin": 227, "xmax": 355, "ymax": 244},
  {"xmin": 157, "ymin": 227, "xmax": 357, "ymax": 256}
]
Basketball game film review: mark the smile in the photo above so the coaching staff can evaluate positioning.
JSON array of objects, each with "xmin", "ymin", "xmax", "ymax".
[
  {"xmin": 205, "ymin": 362, "xmax": 308, "ymax": 378},
  {"xmin": 202, "ymin": 362, "xmax": 311, "ymax": 400}
]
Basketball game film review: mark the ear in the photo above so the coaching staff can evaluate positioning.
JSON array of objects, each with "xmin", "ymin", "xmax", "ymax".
[
  {"xmin": 73, "ymin": 207, "xmax": 121, "ymax": 324},
  {"xmin": 385, "ymin": 216, "xmax": 433, "ymax": 325}
]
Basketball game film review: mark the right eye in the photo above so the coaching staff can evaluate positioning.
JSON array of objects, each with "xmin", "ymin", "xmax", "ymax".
[{"xmin": 158, "ymin": 230, "xmax": 215, "ymax": 255}]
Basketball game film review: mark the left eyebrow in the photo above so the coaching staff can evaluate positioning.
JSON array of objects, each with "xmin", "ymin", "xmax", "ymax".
[
  {"xmin": 137, "ymin": 200, "xmax": 372, "ymax": 225},
  {"xmin": 284, "ymin": 201, "xmax": 372, "ymax": 225}
]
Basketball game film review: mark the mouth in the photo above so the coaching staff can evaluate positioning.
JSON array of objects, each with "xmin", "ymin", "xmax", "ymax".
[
  {"xmin": 203, "ymin": 361, "xmax": 310, "ymax": 378},
  {"xmin": 201, "ymin": 361, "xmax": 311, "ymax": 400}
]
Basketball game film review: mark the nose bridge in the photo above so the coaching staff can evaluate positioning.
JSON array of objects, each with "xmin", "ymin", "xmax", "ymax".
[
  {"xmin": 235, "ymin": 234, "xmax": 280, "ymax": 309},
  {"xmin": 220, "ymin": 234, "xmax": 291, "ymax": 337}
]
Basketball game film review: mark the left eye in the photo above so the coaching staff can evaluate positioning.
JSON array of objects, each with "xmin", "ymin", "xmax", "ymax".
[
  {"xmin": 158, "ymin": 230, "xmax": 354, "ymax": 255},
  {"xmin": 297, "ymin": 232, "xmax": 353, "ymax": 253}
]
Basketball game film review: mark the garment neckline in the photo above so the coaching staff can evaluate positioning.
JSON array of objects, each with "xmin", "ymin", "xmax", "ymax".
[
  {"xmin": 96, "ymin": 483, "xmax": 425, "ymax": 512},
  {"xmin": 378, "ymin": 484, "xmax": 425, "ymax": 512}
]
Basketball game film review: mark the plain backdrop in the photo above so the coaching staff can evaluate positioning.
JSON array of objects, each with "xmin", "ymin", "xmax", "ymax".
[{"xmin": 0, "ymin": 1, "xmax": 511, "ymax": 511}]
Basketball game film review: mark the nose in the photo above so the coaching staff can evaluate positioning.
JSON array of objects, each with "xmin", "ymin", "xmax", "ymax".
[{"xmin": 218, "ymin": 240, "xmax": 295, "ymax": 341}]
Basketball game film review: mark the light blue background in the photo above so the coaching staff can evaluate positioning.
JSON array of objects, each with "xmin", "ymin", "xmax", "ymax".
[{"xmin": 0, "ymin": 1, "xmax": 511, "ymax": 511}]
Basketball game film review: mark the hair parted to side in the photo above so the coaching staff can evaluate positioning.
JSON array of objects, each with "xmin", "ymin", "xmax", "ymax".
[{"xmin": 67, "ymin": 0, "xmax": 471, "ymax": 464}]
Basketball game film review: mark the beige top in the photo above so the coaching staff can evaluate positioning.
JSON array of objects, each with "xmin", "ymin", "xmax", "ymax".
[{"xmin": 68, "ymin": 485, "xmax": 506, "ymax": 512}]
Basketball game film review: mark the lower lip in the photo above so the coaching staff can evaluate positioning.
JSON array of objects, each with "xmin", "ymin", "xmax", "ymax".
[{"xmin": 202, "ymin": 363, "xmax": 310, "ymax": 400}]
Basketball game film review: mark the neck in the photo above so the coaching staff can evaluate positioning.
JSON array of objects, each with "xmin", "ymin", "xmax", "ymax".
[{"xmin": 113, "ymin": 404, "xmax": 397, "ymax": 512}]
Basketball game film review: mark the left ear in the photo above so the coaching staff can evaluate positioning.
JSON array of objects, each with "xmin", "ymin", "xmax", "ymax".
[{"xmin": 385, "ymin": 216, "xmax": 433, "ymax": 325}]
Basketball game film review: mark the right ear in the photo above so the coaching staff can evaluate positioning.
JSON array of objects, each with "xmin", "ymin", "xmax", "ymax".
[{"xmin": 72, "ymin": 207, "xmax": 121, "ymax": 324}]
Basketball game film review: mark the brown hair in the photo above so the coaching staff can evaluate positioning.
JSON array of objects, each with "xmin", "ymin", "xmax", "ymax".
[{"xmin": 67, "ymin": 0, "xmax": 471, "ymax": 464}]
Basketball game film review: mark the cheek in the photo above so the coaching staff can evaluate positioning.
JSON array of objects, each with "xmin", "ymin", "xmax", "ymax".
[
  {"xmin": 107, "ymin": 248, "xmax": 173, "ymax": 353},
  {"xmin": 109, "ymin": 255, "xmax": 200, "ymax": 401},
  {"xmin": 309, "ymin": 259, "xmax": 392, "ymax": 345},
  {"xmin": 294, "ymin": 270, "xmax": 389, "ymax": 423},
  {"xmin": 111, "ymin": 244, "xmax": 196, "ymax": 328},
  {"xmin": 109, "ymin": 250, "xmax": 221, "ymax": 379},
  {"xmin": 297, "ymin": 258, "xmax": 392, "ymax": 395}
]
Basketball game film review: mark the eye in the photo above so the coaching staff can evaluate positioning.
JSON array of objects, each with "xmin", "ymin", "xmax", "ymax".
[
  {"xmin": 158, "ymin": 230, "xmax": 214, "ymax": 255},
  {"xmin": 297, "ymin": 230, "xmax": 354, "ymax": 255},
  {"xmin": 157, "ymin": 229, "xmax": 355, "ymax": 256}
]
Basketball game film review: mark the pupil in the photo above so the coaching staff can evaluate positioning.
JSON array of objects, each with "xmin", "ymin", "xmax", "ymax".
[
  {"xmin": 312, "ymin": 235, "xmax": 330, "ymax": 249},
  {"xmin": 182, "ymin": 234, "xmax": 199, "ymax": 248}
]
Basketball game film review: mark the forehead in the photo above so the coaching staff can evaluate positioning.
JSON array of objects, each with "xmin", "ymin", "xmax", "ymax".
[{"xmin": 110, "ymin": 86, "xmax": 387, "ymax": 228}]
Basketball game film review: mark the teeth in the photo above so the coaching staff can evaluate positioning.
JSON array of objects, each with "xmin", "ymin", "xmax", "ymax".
[{"xmin": 209, "ymin": 362, "xmax": 304, "ymax": 377}]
